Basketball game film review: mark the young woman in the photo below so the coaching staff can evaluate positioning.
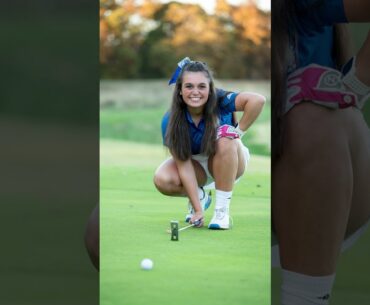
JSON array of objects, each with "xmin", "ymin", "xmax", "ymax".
[
  {"xmin": 153, "ymin": 59, "xmax": 265, "ymax": 229},
  {"xmin": 272, "ymin": 0, "xmax": 370, "ymax": 304}
]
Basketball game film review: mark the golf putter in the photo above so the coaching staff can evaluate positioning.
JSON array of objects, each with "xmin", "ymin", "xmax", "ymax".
[{"xmin": 170, "ymin": 220, "xmax": 179, "ymax": 241}]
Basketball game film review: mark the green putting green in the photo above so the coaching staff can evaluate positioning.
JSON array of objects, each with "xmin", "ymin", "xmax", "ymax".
[{"xmin": 101, "ymin": 140, "xmax": 270, "ymax": 305}]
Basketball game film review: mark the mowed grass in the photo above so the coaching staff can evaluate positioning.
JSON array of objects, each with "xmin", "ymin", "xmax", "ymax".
[{"xmin": 100, "ymin": 140, "xmax": 270, "ymax": 305}]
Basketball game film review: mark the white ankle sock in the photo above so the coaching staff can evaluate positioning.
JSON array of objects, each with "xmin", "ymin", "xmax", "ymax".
[
  {"xmin": 281, "ymin": 269, "xmax": 336, "ymax": 305},
  {"xmin": 215, "ymin": 190, "xmax": 232, "ymax": 209}
]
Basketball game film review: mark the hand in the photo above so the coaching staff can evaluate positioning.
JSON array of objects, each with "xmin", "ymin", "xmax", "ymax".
[
  {"xmin": 216, "ymin": 124, "xmax": 240, "ymax": 140},
  {"xmin": 235, "ymin": 124, "xmax": 246, "ymax": 138},
  {"xmin": 190, "ymin": 211, "xmax": 204, "ymax": 227}
]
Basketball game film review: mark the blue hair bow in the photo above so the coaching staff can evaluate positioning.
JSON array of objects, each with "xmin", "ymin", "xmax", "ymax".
[{"xmin": 168, "ymin": 57, "xmax": 191, "ymax": 85}]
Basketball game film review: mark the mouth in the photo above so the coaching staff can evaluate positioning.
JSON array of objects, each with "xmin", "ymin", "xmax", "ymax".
[{"xmin": 189, "ymin": 97, "xmax": 201, "ymax": 102}]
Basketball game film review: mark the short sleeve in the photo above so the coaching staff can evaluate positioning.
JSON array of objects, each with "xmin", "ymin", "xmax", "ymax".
[
  {"xmin": 216, "ymin": 88, "xmax": 238, "ymax": 112},
  {"xmin": 295, "ymin": 0, "xmax": 348, "ymax": 26},
  {"xmin": 161, "ymin": 111, "xmax": 170, "ymax": 145}
]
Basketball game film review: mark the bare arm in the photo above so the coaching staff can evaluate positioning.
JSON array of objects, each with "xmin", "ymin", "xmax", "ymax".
[
  {"xmin": 235, "ymin": 92, "xmax": 266, "ymax": 132},
  {"xmin": 173, "ymin": 156, "xmax": 204, "ymax": 225},
  {"xmin": 342, "ymin": 0, "xmax": 370, "ymax": 86},
  {"xmin": 355, "ymin": 30, "xmax": 370, "ymax": 86},
  {"xmin": 343, "ymin": 0, "xmax": 370, "ymax": 22},
  {"xmin": 334, "ymin": 24, "xmax": 355, "ymax": 67}
]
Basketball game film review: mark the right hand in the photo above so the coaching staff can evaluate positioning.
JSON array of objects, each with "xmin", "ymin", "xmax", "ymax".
[
  {"xmin": 190, "ymin": 211, "xmax": 204, "ymax": 227},
  {"xmin": 216, "ymin": 124, "xmax": 240, "ymax": 140}
]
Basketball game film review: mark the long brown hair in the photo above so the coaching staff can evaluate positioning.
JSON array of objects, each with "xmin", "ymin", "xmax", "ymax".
[
  {"xmin": 165, "ymin": 61, "xmax": 219, "ymax": 161},
  {"xmin": 271, "ymin": 0, "xmax": 353, "ymax": 164},
  {"xmin": 271, "ymin": 0, "xmax": 291, "ymax": 164}
]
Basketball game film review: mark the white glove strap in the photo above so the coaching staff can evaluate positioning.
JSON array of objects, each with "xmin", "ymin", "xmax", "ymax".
[
  {"xmin": 342, "ymin": 56, "xmax": 370, "ymax": 109},
  {"xmin": 235, "ymin": 124, "xmax": 246, "ymax": 138},
  {"xmin": 342, "ymin": 57, "xmax": 370, "ymax": 96}
]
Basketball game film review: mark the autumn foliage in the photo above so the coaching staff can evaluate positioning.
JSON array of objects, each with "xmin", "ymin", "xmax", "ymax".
[{"xmin": 100, "ymin": 0, "xmax": 270, "ymax": 79}]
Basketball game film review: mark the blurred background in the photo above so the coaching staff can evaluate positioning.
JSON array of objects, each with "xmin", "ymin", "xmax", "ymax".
[
  {"xmin": 100, "ymin": 0, "xmax": 271, "ymax": 156},
  {"xmin": 100, "ymin": 0, "xmax": 270, "ymax": 79},
  {"xmin": 0, "ymin": 2, "xmax": 99, "ymax": 304},
  {"xmin": 99, "ymin": 1, "xmax": 369, "ymax": 304},
  {"xmin": 99, "ymin": 3, "xmax": 271, "ymax": 305}
]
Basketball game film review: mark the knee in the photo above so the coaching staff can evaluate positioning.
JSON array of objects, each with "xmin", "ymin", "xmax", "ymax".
[
  {"xmin": 153, "ymin": 171, "xmax": 180, "ymax": 194},
  {"xmin": 85, "ymin": 205, "xmax": 99, "ymax": 270},
  {"xmin": 85, "ymin": 230, "xmax": 99, "ymax": 270},
  {"xmin": 215, "ymin": 138, "xmax": 238, "ymax": 158}
]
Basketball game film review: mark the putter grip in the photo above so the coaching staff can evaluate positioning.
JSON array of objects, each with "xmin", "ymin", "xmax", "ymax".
[
  {"xmin": 194, "ymin": 219, "xmax": 201, "ymax": 226},
  {"xmin": 170, "ymin": 220, "xmax": 179, "ymax": 241}
]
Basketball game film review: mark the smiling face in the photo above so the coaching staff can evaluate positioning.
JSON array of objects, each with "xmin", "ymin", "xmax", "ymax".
[{"xmin": 180, "ymin": 71, "xmax": 210, "ymax": 111}]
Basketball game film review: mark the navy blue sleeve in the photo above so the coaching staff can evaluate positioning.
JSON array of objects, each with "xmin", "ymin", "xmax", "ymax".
[
  {"xmin": 295, "ymin": 0, "xmax": 348, "ymax": 26},
  {"xmin": 216, "ymin": 88, "xmax": 238, "ymax": 112},
  {"xmin": 161, "ymin": 111, "xmax": 170, "ymax": 145}
]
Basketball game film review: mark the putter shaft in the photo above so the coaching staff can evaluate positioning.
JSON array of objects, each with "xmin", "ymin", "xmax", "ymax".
[{"xmin": 178, "ymin": 223, "xmax": 195, "ymax": 231}]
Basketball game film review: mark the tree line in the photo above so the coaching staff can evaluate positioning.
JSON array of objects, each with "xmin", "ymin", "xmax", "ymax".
[{"xmin": 100, "ymin": 0, "xmax": 271, "ymax": 79}]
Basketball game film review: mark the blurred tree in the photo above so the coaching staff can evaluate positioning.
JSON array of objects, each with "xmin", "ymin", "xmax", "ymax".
[
  {"xmin": 100, "ymin": 0, "xmax": 159, "ymax": 78},
  {"xmin": 100, "ymin": 0, "xmax": 271, "ymax": 79},
  {"xmin": 215, "ymin": 0, "xmax": 232, "ymax": 17},
  {"xmin": 232, "ymin": 2, "xmax": 270, "ymax": 46},
  {"xmin": 158, "ymin": 3, "xmax": 229, "ymax": 77},
  {"xmin": 215, "ymin": 0, "xmax": 271, "ymax": 78}
]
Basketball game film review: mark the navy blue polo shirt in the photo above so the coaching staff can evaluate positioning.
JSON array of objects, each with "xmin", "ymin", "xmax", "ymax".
[
  {"xmin": 289, "ymin": 0, "xmax": 348, "ymax": 73},
  {"xmin": 161, "ymin": 88, "xmax": 238, "ymax": 155}
]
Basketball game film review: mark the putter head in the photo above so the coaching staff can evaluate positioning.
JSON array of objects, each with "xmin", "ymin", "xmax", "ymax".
[{"xmin": 170, "ymin": 220, "xmax": 179, "ymax": 241}]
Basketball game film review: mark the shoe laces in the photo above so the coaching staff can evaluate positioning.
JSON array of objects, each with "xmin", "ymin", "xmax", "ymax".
[{"xmin": 215, "ymin": 206, "xmax": 228, "ymax": 220}]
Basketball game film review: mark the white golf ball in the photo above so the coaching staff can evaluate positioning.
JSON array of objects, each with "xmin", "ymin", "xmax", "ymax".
[{"xmin": 140, "ymin": 258, "xmax": 153, "ymax": 270}]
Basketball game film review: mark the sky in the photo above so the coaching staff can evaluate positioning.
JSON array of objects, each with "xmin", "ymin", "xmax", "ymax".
[{"xmin": 159, "ymin": 0, "xmax": 271, "ymax": 13}]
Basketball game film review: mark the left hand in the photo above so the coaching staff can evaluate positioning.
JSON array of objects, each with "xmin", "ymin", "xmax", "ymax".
[
  {"xmin": 190, "ymin": 212, "xmax": 204, "ymax": 227},
  {"xmin": 216, "ymin": 124, "xmax": 240, "ymax": 140}
]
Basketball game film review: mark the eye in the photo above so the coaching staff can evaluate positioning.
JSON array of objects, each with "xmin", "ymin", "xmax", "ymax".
[{"xmin": 185, "ymin": 84, "xmax": 193, "ymax": 89}]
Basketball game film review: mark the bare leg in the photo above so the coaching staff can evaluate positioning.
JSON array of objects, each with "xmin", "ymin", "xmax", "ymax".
[
  {"xmin": 346, "ymin": 109, "xmax": 370, "ymax": 235},
  {"xmin": 208, "ymin": 138, "xmax": 246, "ymax": 191},
  {"xmin": 343, "ymin": 31, "xmax": 370, "ymax": 233},
  {"xmin": 153, "ymin": 158, "xmax": 207, "ymax": 196},
  {"xmin": 85, "ymin": 204, "xmax": 99, "ymax": 271},
  {"xmin": 273, "ymin": 103, "xmax": 353, "ymax": 275},
  {"xmin": 207, "ymin": 138, "xmax": 247, "ymax": 229}
]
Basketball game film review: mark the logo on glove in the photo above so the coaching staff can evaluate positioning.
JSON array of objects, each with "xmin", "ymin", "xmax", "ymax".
[{"xmin": 217, "ymin": 125, "xmax": 240, "ymax": 140}]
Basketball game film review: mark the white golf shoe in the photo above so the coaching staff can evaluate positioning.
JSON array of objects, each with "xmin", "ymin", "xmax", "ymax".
[
  {"xmin": 208, "ymin": 206, "xmax": 230, "ymax": 229},
  {"xmin": 185, "ymin": 189, "xmax": 212, "ymax": 223}
]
